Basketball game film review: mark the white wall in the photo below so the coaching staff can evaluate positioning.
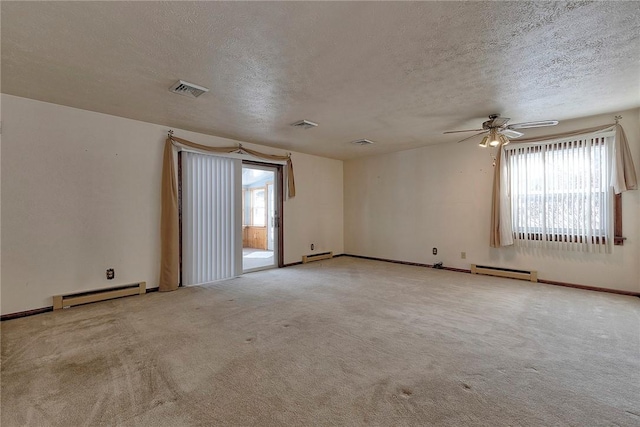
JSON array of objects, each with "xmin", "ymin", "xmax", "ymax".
[
  {"xmin": 1, "ymin": 94, "xmax": 344, "ymax": 315},
  {"xmin": 345, "ymin": 108, "xmax": 640, "ymax": 293},
  {"xmin": 282, "ymin": 153, "xmax": 344, "ymax": 262}
]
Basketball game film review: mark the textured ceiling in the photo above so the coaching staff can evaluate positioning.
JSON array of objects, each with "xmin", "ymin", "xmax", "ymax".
[{"xmin": 2, "ymin": 1, "xmax": 639, "ymax": 160}]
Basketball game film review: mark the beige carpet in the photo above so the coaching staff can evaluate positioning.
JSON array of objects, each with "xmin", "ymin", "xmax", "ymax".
[{"xmin": 2, "ymin": 257, "xmax": 639, "ymax": 426}]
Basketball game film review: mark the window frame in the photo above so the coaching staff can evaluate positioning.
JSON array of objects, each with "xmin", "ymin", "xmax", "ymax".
[
  {"xmin": 249, "ymin": 186, "xmax": 267, "ymax": 227},
  {"xmin": 614, "ymin": 193, "xmax": 624, "ymax": 245}
]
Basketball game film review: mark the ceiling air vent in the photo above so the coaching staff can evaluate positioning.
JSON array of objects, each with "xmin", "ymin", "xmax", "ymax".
[
  {"xmin": 290, "ymin": 120, "xmax": 318, "ymax": 129},
  {"xmin": 351, "ymin": 139, "xmax": 375, "ymax": 146},
  {"xmin": 169, "ymin": 80, "xmax": 209, "ymax": 98}
]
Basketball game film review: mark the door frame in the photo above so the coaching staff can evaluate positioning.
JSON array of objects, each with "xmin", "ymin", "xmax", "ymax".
[
  {"xmin": 242, "ymin": 160, "xmax": 284, "ymax": 268},
  {"xmin": 266, "ymin": 182, "xmax": 274, "ymax": 251},
  {"xmin": 178, "ymin": 151, "xmax": 183, "ymax": 286}
]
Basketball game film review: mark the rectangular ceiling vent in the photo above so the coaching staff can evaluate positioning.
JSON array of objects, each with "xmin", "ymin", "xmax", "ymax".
[
  {"xmin": 169, "ymin": 80, "xmax": 209, "ymax": 98},
  {"xmin": 351, "ymin": 139, "xmax": 375, "ymax": 146},
  {"xmin": 290, "ymin": 120, "xmax": 318, "ymax": 129}
]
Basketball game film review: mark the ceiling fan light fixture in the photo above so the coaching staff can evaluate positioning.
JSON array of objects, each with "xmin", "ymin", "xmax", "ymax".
[
  {"xmin": 489, "ymin": 132, "xmax": 510, "ymax": 147},
  {"xmin": 488, "ymin": 129, "xmax": 500, "ymax": 146},
  {"xmin": 448, "ymin": 114, "xmax": 559, "ymax": 145}
]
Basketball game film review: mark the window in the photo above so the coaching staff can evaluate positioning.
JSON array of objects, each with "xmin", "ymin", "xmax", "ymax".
[
  {"xmin": 504, "ymin": 131, "xmax": 616, "ymax": 252},
  {"xmin": 251, "ymin": 188, "xmax": 266, "ymax": 226}
]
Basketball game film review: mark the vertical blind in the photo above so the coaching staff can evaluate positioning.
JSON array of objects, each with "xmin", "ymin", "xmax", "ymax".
[
  {"xmin": 504, "ymin": 132, "xmax": 614, "ymax": 253},
  {"xmin": 182, "ymin": 152, "xmax": 242, "ymax": 286}
]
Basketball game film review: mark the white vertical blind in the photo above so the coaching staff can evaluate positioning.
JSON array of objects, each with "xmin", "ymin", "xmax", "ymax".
[
  {"xmin": 182, "ymin": 152, "xmax": 242, "ymax": 286},
  {"xmin": 504, "ymin": 132, "xmax": 614, "ymax": 253}
]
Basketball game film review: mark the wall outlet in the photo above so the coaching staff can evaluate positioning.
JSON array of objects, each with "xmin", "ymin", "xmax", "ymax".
[
  {"xmin": 106, "ymin": 268, "xmax": 115, "ymax": 280},
  {"xmin": 461, "ymin": 252, "xmax": 466, "ymax": 259},
  {"xmin": 311, "ymin": 243, "xmax": 315, "ymax": 251},
  {"xmin": 432, "ymin": 248, "xmax": 437, "ymax": 255}
]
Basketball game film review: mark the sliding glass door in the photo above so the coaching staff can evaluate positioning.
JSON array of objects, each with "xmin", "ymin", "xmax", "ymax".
[
  {"xmin": 241, "ymin": 163, "xmax": 280, "ymax": 272},
  {"xmin": 180, "ymin": 153, "xmax": 283, "ymax": 285}
]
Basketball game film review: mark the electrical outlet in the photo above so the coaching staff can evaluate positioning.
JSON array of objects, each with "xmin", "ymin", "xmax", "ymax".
[
  {"xmin": 461, "ymin": 252, "xmax": 466, "ymax": 259},
  {"xmin": 106, "ymin": 268, "xmax": 115, "ymax": 280},
  {"xmin": 311, "ymin": 243, "xmax": 315, "ymax": 251},
  {"xmin": 432, "ymin": 248, "xmax": 437, "ymax": 255}
]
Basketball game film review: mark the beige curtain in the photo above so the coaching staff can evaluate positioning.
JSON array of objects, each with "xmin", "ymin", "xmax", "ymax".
[
  {"xmin": 159, "ymin": 134, "xmax": 296, "ymax": 292},
  {"xmin": 490, "ymin": 143, "xmax": 514, "ymax": 247},
  {"xmin": 489, "ymin": 122, "xmax": 637, "ymax": 248},
  {"xmin": 612, "ymin": 124, "xmax": 638, "ymax": 193},
  {"xmin": 159, "ymin": 138, "xmax": 180, "ymax": 291}
]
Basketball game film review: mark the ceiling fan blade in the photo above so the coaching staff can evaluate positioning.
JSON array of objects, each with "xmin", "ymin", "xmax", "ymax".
[
  {"xmin": 443, "ymin": 129, "xmax": 484, "ymax": 134},
  {"xmin": 456, "ymin": 130, "xmax": 488, "ymax": 143},
  {"xmin": 490, "ymin": 116, "xmax": 510, "ymax": 127},
  {"xmin": 502, "ymin": 129, "xmax": 524, "ymax": 139},
  {"xmin": 508, "ymin": 120, "xmax": 559, "ymax": 129}
]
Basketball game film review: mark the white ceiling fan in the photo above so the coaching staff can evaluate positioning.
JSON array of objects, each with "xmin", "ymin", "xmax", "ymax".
[{"xmin": 444, "ymin": 114, "xmax": 559, "ymax": 147}]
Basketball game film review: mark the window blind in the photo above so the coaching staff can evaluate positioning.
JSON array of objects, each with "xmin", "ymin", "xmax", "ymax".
[
  {"xmin": 182, "ymin": 152, "xmax": 242, "ymax": 285},
  {"xmin": 504, "ymin": 132, "xmax": 614, "ymax": 253}
]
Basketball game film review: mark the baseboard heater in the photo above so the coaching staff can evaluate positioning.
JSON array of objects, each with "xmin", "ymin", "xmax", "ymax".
[
  {"xmin": 471, "ymin": 265, "xmax": 538, "ymax": 282},
  {"xmin": 302, "ymin": 252, "xmax": 333, "ymax": 264},
  {"xmin": 53, "ymin": 282, "xmax": 146, "ymax": 310}
]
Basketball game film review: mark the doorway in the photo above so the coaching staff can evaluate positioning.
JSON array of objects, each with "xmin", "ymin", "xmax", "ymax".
[{"xmin": 241, "ymin": 162, "xmax": 283, "ymax": 272}]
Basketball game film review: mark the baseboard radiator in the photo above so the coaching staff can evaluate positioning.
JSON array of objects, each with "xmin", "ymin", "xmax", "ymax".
[
  {"xmin": 471, "ymin": 265, "xmax": 538, "ymax": 282},
  {"xmin": 53, "ymin": 282, "xmax": 146, "ymax": 310},
  {"xmin": 302, "ymin": 252, "xmax": 333, "ymax": 264}
]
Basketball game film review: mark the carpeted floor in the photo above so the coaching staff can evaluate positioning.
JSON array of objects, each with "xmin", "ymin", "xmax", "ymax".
[{"xmin": 2, "ymin": 257, "xmax": 639, "ymax": 426}]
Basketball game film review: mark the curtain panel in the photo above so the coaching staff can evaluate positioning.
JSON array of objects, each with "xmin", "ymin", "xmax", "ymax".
[
  {"xmin": 159, "ymin": 134, "xmax": 295, "ymax": 292},
  {"xmin": 490, "ymin": 123, "xmax": 637, "ymax": 248}
]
